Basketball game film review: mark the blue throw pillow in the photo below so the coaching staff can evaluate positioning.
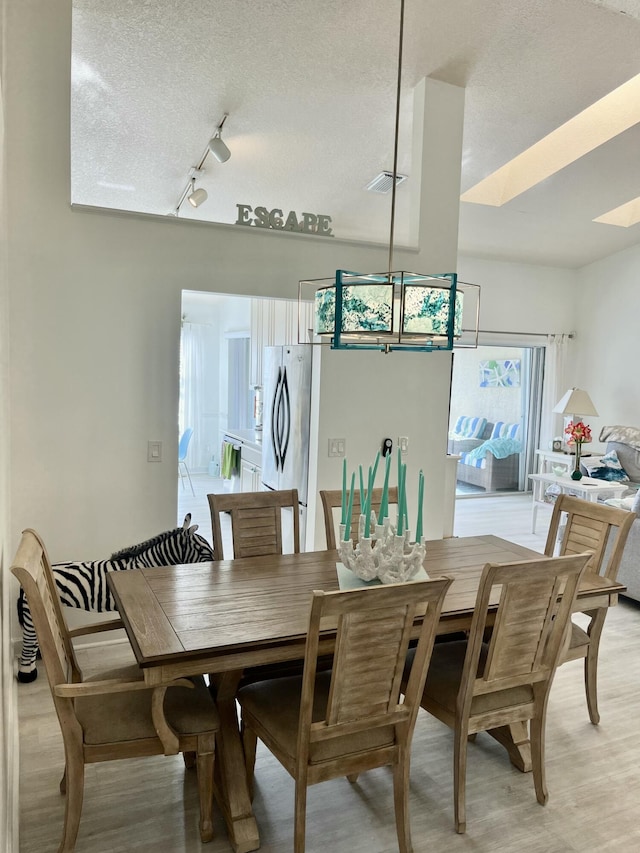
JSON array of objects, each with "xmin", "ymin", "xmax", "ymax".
[{"xmin": 588, "ymin": 449, "xmax": 630, "ymax": 482}]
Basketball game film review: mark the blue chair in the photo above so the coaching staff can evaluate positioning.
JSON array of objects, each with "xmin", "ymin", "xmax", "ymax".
[{"xmin": 178, "ymin": 428, "xmax": 195, "ymax": 495}]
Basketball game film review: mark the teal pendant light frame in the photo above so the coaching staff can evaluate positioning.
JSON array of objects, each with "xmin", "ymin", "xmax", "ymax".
[{"xmin": 300, "ymin": 269, "xmax": 479, "ymax": 352}]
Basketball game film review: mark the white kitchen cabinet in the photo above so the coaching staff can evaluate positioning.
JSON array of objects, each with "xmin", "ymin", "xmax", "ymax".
[
  {"xmin": 238, "ymin": 440, "xmax": 263, "ymax": 492},
  {"xmin": 249, "ymin": 298, "xmax": 314, "ymax": 387},
  {"xmin": 240, "ymin": 458, "xmax": 262, "ymax": 492}
]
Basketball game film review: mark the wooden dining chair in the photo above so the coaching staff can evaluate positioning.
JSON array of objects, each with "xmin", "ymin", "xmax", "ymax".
[
  {"xmin": 320, "ymin": 486, "xmax": 399, "ymax": 549},
  {"xmin": 11, "ymin": 528, "xmax": 220, "ymax": 852},
  {"xmin": 408, "ymin": 552, "xmax": 591, "ymax": 834},
  {"xmin": 544, "ymin": 494, "xmax": 635, "ymax": 724},
  {"xmin": 237, "ymin": 576, "xmax": 452, "ymax": 853},
  {"xmin": 208, "ymin": 489, "xmax": 300, "ymax": 560}
]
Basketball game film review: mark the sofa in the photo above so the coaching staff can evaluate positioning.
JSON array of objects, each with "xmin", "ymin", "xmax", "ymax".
[
  {"xmin": 452, "ymin": 420, "xmax": 522, "ymax": 492},
  {"xmin": 595, "ymin": 427, "xmax": 640, "ymax": 603},
  {"xmin": 587, "ymin": 425, "xmax": 640, "ymax": 488},
  {"xmin": 602, "ymin": 490, "xmax": 640, "ymax": 603}
]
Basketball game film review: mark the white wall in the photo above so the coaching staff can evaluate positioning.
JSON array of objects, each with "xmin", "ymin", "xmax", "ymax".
[
  {"xmin": 458, "ymin": 255, "xmax": 577, "ymax": 338},
  {"xmin": 310, "ymin": 348, "xmax": 453, "ymax": 549},
  {"xmin": 1, "ymin": 0, "xmax": 19, "ymax": 838},
  {"xmin": 575, "ymin": 242, "xmax": 640, "ymax": 450}
]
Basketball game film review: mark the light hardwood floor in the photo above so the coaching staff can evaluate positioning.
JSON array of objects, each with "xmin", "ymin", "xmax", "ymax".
[{"xmin": 17, "ymin": 489, "xmax": 640, "ymax": 852}]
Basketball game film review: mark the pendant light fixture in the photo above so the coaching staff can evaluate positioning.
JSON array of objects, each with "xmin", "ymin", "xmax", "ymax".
[{"xmin": 298, "ymin": 1, "xmax": 480, "ymax": 352}]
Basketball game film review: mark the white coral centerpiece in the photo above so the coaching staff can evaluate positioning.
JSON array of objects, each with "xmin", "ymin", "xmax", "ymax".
[
  {"xmin": 338, "ymin": 513, "xmax": 426, "ymax": 584},
  {"xmin": 337, "ymin": 450, "xmax": 427, "ymax": 584}
]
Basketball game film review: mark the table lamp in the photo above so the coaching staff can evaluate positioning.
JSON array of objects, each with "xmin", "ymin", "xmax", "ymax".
[{"xmin": 552, "ymin": 388, "xmax": 599, "ymax": 452}]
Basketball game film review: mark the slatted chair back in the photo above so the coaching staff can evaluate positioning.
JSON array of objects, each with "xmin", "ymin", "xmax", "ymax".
[
  {"xmin": 208, "ymin": 489, "xmax": 300, "ymax": 561},
  {"xmin": 320, "ymin": 487, "xmax": 399, "ymax": 550},
  {"xmin": 298, "ymin": 577, "xmax": 452, "ymax": 772},
  {"xmin": 13, "ymin": 529, "xmax": 82, "ymax": 698},
  {"xmin": 544, "ymin": 494, "xmax": 635, "ymax": 579},
  {"xmin": 460, "ymin": 554, "xmax": 590, "ymax": 725}
]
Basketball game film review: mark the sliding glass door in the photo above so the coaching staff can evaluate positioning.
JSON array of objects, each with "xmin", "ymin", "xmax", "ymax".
[{"xmin": 449, "ymin": 345, "xmax": 544, "ymax": 495}]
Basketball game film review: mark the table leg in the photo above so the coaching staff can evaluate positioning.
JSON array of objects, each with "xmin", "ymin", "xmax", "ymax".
[
  {"xmin": 486, "ymin": 721, "xmax": 532, "ymax": 772},
  {"xmin": 210, "ymin": 671, "xmax": 260, "ymax": 853}
]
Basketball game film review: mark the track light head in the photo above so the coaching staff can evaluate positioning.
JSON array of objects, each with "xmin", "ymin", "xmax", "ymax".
[
  {"xmin": 187, "ymin": 179, "xmax": 208, "ymax": 208},
  {"xmin": 208, "ymin": 133, "xmax": 231, "ymax": 163}
]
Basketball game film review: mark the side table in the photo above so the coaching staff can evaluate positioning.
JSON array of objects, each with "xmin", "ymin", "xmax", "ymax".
[
  {"xmin": 535, "ymin": 448, "xmax": 604, "ymax": 478},
  {"xmin": 528, "ymin": 473, "xmax": 628, "ymax": 534}
]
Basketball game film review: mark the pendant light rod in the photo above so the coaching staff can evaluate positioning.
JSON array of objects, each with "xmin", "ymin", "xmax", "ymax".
[{"xmin": 388, "ymin": 0, "xmax": 405, "ymax": 278}]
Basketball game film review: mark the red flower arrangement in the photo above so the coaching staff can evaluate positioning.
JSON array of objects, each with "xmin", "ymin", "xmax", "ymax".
[
  {"xmin": 565, "ymin": 420, "xmax": 592, "ymax": 480},
  {"xmin": 565, "ymin": 420, "xmax": 592, "ymax": 446}
]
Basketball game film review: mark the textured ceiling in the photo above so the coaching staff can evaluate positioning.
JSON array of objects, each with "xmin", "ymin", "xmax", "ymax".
[{"xmin": 71, "ymin": 0, "xmax": 640, "ymax": 267}]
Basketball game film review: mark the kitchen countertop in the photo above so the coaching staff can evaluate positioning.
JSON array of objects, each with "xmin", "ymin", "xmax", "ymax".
[{"xmin": 224, "ymin": 429, "xmax": 263, "ymax": 453}]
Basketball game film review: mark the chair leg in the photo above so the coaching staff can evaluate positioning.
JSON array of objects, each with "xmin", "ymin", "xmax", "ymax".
[
  {"xmin": 196, "ymin": 735, "xmax": 215, "ymax": 843},
  {"xmin": 584, "ymin": 646, "xmax": 600, "ymax": 726},
  {"xmin": 530, "ymin": 714, "xmax": 548, "ymax": 806},
  {"xmin": 453, "ymin": 727, "xmax": 468, "ymax": 834},
  {"xmin": 293, "ymin": 779, "xmax": 308, "ymax": 853},
  {"xmin": 59, "ymin": 743, "xmax": 84, "ymax": 853},
  {"xmin": 584, "ymin": 611, "xmax": 606, "ymax": 725},
  {"xmin": 346, "ymin": 773, "xmax": 359, "ymax": 783},
  {"xmin": 242, "ymin": 723, "xmax": 258, "ymax": 801},
  {"xmin": 183, "ymin": 750, "xmax": 197, "ymax": 769},
  {"xmin": 392, "ymin": 748, "xmax": 413, "ymax": 853},
  {"xmin": 180, "ymin": 461, "xmax": 196, "ymax": 496}
]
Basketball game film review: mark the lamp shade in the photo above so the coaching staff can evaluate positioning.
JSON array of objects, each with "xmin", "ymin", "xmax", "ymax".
[
  {"xmin": 187, "ymin": 187, "xmax": 208, "ymax": 208},
  {"xmin": 552, "ymin": 388, "xmax": 599, "ymax": 417},
  {"xmin": 208, "ymin": 135, "xmax": 231, "ymax": 163}
]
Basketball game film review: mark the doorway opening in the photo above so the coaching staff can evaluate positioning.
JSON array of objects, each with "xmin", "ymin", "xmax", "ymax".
[{"xmin": 449, "ymin": 344, "xmax": 544, "ymax": 497}]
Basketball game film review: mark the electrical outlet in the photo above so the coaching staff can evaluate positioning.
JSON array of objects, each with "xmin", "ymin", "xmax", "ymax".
[
  {"xmin": 328, "ymin": 438, "xmax": 346, "ymax": 457},
  {"xmin": 147, "ymin": 441, "xmax": 162, "ymax": 462},
  {"xmin": 398, "ymin": 436, "xmax": 409, "ymax": 454}
]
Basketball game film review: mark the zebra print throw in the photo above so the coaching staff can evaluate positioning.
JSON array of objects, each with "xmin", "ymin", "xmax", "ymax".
[{"xmin": 16, "ymin": 514, "xmax": 214, "ymax": 682}]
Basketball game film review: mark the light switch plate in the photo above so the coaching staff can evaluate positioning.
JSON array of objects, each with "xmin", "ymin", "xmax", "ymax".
[
  {"xmin": 398, "ymin": 436, "xmax": 409, "ymax": 454},
  {"xmin": 328, "ymin": 438, "xmax": 346, "ymax": 457},
  {"xmin": 147, "ymin": 440, "xmax": 162, "ymax": 462}
]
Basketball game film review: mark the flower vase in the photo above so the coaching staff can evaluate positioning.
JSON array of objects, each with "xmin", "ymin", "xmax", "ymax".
[{"xmin": 571, "ymin": 444, "xmax": 583, "ymax": 480}]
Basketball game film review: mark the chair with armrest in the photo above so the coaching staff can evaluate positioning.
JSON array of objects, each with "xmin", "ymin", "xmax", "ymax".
[
  {"xmin": 237, "ymin": 576, "xmax": 452, "ymax": 853},
  {"xmin": 406, "ymin": 552, "xmax": 590, "ymax": 834},
  {"xmin": 544, "ymin": 494, "xmax": 635, "ymax": 724},
  {"xmin": 208, "ymin": 488, "xmax": 299, "ymax": 561},
  {"xmin": 320, "ymin": 486, "xmax": 399, "ymax": 550},
  {"xmin": 11, "ymin": 528, "xmax": 220, "ymax": 851}
]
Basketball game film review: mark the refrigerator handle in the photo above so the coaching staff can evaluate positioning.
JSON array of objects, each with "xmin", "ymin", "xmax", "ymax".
[
  {"xmin": 280, "ymin": 367, "xmax": 291, "ymax": 469},
  {"xmin": 276, "ymin": 369, "xmax": 286, "ymax": 471},
  {"xmin": 271, "ymin": 367, "xmax": 283, "ymax": 471}
]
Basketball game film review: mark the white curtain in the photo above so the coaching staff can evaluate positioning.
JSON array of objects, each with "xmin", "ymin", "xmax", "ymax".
[
  {"xmin": 179, "ymin": 323, "xmax": 210, "ymax": 472},
  {"xmin": 540, "ymin": 333, "xmax": 570, "ymax": 450}
]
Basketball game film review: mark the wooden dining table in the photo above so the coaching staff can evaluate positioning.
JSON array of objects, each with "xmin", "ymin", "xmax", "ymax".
[{"xmin": 108, "ymin": 534, "xmax": 624, "ymax": 853}]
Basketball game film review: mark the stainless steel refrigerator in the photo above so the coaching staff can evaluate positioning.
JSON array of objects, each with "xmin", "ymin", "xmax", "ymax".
[{"xmin": 262, "ymin": 345, "xmax": 312, "ymax": 546}]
